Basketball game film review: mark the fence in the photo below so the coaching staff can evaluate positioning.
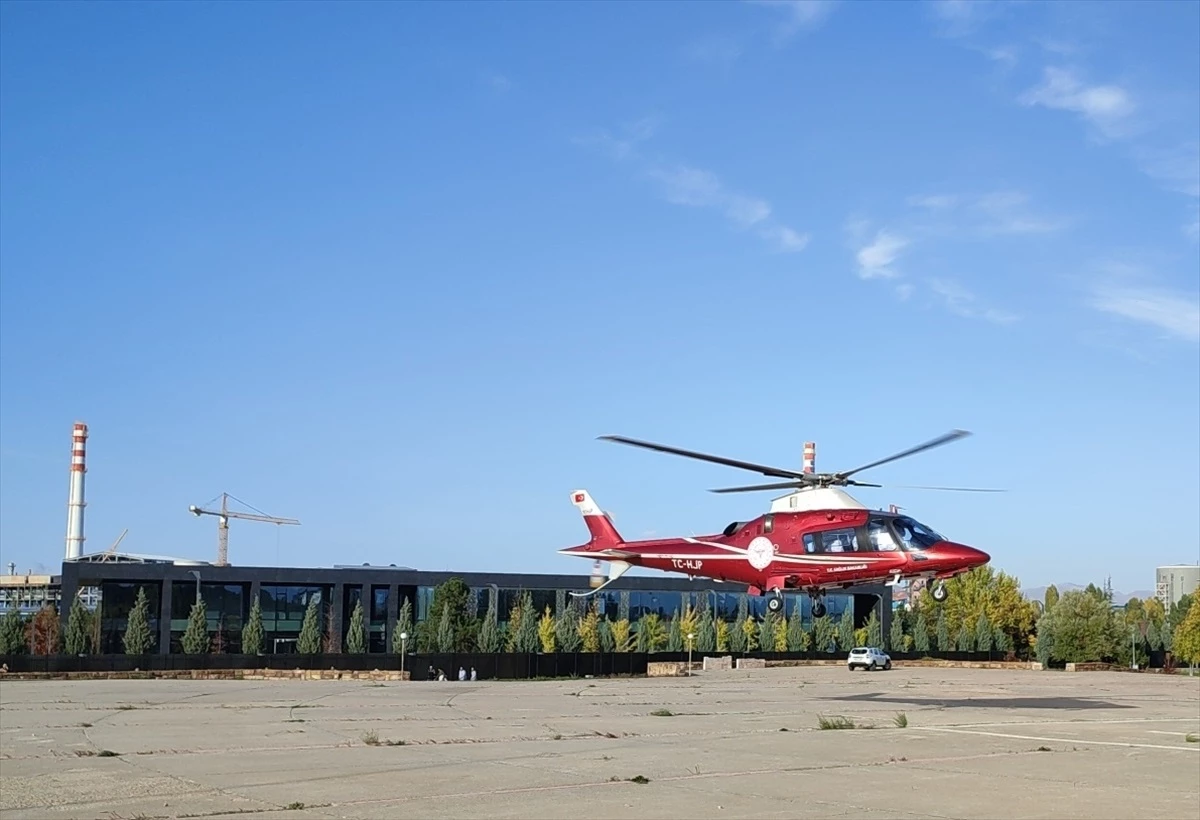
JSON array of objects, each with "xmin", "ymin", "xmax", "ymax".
[{"xmin": 0, "ymin": 648, "xmax": 1057, "ymax": 678}]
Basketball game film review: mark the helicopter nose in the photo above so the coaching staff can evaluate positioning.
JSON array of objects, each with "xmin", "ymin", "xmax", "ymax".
[{"xmin": 955, "ymin": 543, "xmax": 990, "ymax": 567}]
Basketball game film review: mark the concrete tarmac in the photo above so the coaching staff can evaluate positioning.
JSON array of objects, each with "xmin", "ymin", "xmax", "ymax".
[{"xmin": 1, "ymin": 665, "xmax": 1198, "ymax": 819}]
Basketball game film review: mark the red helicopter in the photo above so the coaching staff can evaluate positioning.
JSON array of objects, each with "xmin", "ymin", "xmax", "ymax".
[{"xmin": 558, "ymin": 430, "xmax": 998, "ymax": 618}]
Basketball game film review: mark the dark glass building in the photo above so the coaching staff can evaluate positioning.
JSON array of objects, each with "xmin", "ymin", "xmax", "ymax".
[{"xmin": 58, "ymin": 558, "xmax": 893, "ymax": 655}]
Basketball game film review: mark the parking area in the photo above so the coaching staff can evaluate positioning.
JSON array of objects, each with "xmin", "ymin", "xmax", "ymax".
[{"xmin": 1, "ymin": 665, "xmax": 1197, "ymax": 819}]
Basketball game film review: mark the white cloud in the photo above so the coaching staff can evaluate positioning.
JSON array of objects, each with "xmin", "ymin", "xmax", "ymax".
[
  {"xmin": 971, "ymin": 190, "xmax": 1067, "ymax": 235},
  {"xmin": 744, "ymin": 0, "xmax": 836, "ymax": 41},
  {"xmin": 901, "ymin": 189, "xmax": 1068, "ymax": 236},
  {"xmin": 1088, "ymin": 284, "xmax": 1200, "ymax": 342},
  {"xmin": 684, "ymin": 36, "xmax": 744, "ymax": 69},
  {"xmin": 579, "ymin": 121, "xmax": 809, "ymax": 254},
  {"xmin": 929, "ymin": 278, "xmax": 1020, "ymax": 325},
  {"xmin": 1018, "ymin": 67, "xmax": 1136, "ymax": 139},
  {"xmin": 907, "ymin": 194, "xmax": 959, "ymax": 210},
  {"xmin": 484, "ymin": 72, "xmax": 512, "ymax": 93},
  {"xmin": 760, "ymin": 225, "xmax": 811, "ymax": 252},
  {"xmin": 726, "ymin": 195, "xmax": 772, "ymax": 226},
  {"xmin": 1134, "ymin": 142, "xmax": 1200, "ymax": 199},
  {"xmin": 649, "ymin": 166, "xmax": 724, "ymax": 207},
  {"xmin": 855, "ymin": 231, "xmax": 908, "ymax": 279}
]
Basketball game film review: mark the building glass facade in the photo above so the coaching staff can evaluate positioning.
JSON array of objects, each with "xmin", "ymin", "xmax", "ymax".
[{"xmin": 56, "ymin": 561, "xmax": 891, "ymax": 656}]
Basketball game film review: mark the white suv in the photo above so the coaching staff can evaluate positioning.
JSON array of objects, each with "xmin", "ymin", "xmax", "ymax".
[{"xmin": 847, "ymin": 646, "xmax": 891, "ymax": 671}]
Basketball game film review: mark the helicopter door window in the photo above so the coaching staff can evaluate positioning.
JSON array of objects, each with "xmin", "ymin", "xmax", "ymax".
[
  {"xmin": 820, "ymin": 528, "xmax": 858, "ymax": 553},
  {"xmin": 803, "ymin": 533, "xmax": 816, "ymax": 554}
]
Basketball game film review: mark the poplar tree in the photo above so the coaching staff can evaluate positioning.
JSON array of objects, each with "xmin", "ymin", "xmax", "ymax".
[
  {"xmin": 297, "ymin": 597, "xmax": 322, "ymax": 654},
  {"xmin": 346, "ymin": 600, "xmax": 366, "ymax": 653},
  {"xmin": 123, "ymin": 587, "xmax": 154, "ymax": 655},
  {"xmin": 65, "ymin": 595, "xmax": 91, "ymax": 655},
  {"xmin": 242, "ymin": 597, "xmax": 264, "ymax": 655},
  {"xmin": 181, "ymin": 598, "xmax": 210, "ymax": 654}
]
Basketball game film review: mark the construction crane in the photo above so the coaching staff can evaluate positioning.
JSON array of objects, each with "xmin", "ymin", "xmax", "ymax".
[{"xmin": 189, "ymin": 493, "xmax": 300, "ymax": 566}]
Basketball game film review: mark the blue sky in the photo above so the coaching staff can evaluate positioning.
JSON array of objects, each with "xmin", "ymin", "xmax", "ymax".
[{"xmin": 1, "ymin": 0, "xmax": 1197, "ymax": 594}]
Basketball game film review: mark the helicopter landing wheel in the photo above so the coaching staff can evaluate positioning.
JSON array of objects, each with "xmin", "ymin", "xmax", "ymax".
[
  {"xmin": 931, "ymin": 582, "xmax": 948, "ymax": 603},
  {"xmin": 810, "ymin": 597, "xmax": 826, "ymax": 619},
  {"xmin": 767, "ymin": 595, "xmax": 783, "ymax": 613}
]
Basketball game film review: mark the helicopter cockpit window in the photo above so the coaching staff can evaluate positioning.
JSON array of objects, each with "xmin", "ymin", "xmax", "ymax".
[
  {"xmin": 891, "ymin": 516, "xmax": 945, "ymax": 551},
  {"xmin": 868, "ymin": 517, "xmax": 899, "ymax": 551}
]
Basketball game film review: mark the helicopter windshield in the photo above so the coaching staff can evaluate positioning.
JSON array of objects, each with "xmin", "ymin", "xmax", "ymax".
[{"xmin": 890, "ymin": 516, "xmax": 946, "ymax": 551}]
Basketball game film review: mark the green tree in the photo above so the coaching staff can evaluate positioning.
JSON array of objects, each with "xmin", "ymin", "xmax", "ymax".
[
  {"xmin": 1034, "ymin": 610, "xmax": 1055, "ymax": 666},
  {"xmin": 515, "ymin": 592, "xmax": 539, "ymax": 652},
  {"xmin": 598, "ymin": 618, "xmax": 615, "ymax": 652},
  {"xmin": 64, "ymin": 595, "xmax": 91, "ymax": 655},
  {"xmin": 477, "ymin": 589, "xmax": 500, "ymax": 652},
  {"xmin": 556, "ymin": 605, "xmax": 582, "ymax": 652},
  {"xmin": 437, "ymin": 603, "xmax": 455, "ymax": 652},
  {"xmin": 913, "ymin": 613, "xmax": 930, "ymax": 653},
  {"xmin": 667, "ymin": 609, "xmax": 684, "ymax": 652},
  {"xmin": 993, "ymin": 625, "xmax": 1012, "ymax": 653},
  {"xmin": 1145, "ymin": 619, "xmax": 1162, "ymax": 651},
  {"xmin": 639, "ymin": 613, "xmax": 667, "ymax": 652},
  {"xmin": 123, "ymin": 587, "xmax": 154, "ymax": 655},
  {"xmin": 697, "ymin": 606, "xmax": 716, "ymax": 652},
  {"xmin": 1168, "ymin": 593, "xmax": 1194, "ymax": 634},
  {"xmin": 1046, "ymin": 589, "xmax": 1120, "ymax": 663},
  {"xmin": 417, "ymin": 578, "xmax": 477, "ymax": 652},
  {"xmin": 812, "ymin": 614, "xmax": 836, "ymax": 653},
  {"xmin": 1044, "ymin": 584, "xmax": 1059, "ymax": 611},
  {"xmin": 181, "ymin": 598, "xmax": 210, "ymax": 654},
  {"xmin": 392, "ymin": 597, "xmax": 414, "ymax": 653},
  {"xmin": 838, "ymin": 605, "xmax": 855, "ymax": 649},
  {"xmin": 916, "ymin": 566, "xmax": 1037, "ymax": 653},
  {"xmin": 787, "ymin": 604, "xmax": 808, "ymax": 651},
  {"xmin": 0, "ymin": 608, "xmax": 27, "ymax": 654},
  {"xmin": 296, "ymin": 596, "xmax": 322, "ymax": 654},
  {"xmin": 888, "ymin": 610, "xmax": 904, "ymax": 652},
  {"xmin": 346, "ymin": 600, "xmax": 366, "ymax": 654},
  {"xmin": 728, "ymin": 597, "xmax": 748, "ymax": 652},
  {"xmin": 936, "ymin": 610, "xmax": 950, "ymax": 651},
  {"xmin": 1171, "ymin": 597, "xmax": 1200, "ymax": 667},
  {"xmin": 758, "ymin": 611, "xmax": 776, "ymax": 651},
  {"xmin": 578, "ymin": 604, "xmax": 600, "ymax": 652},
  {"xmin": 955, "ymin": 623, "xmax": 973, "ymax": 652},
  {"xmin": 866, "ymin": 609, "xmax": 882, "ymax": 648},
  {"xmin": 242, "ymin": 596, "xmax": 264, "ymax": 655},
  {"xmin": 974, "ymin": 612, "xmax": 993, "ymax": 652}
]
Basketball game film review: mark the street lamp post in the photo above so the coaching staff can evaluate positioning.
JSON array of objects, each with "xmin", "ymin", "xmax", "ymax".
[
  {"xmin": 687, "ymin": 632, "xmax": 695, "ymax": 676},
  {"xmin": 399, "ymin": 632, "xmax": 408, "ymax": 678}
]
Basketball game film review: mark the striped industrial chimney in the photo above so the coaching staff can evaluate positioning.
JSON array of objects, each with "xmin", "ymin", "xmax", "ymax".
[
  {"xmin": 802, "ymin": 441, "xmax": 816, "ymax": 474},
  {"xmin": 64, "ymin": 422, "xmax": 88, "ymax": 560}
]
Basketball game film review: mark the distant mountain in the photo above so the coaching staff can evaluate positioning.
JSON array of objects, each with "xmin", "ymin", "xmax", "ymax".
[{"xmin": 1022, "ymin": 584, "xmax": 1156, "ymax": 606}]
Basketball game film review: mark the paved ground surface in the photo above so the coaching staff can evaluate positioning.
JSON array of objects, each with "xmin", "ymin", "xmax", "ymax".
[{"xmin": 1, "ymin": 665, "xmax": 1197, "ymax": 819}]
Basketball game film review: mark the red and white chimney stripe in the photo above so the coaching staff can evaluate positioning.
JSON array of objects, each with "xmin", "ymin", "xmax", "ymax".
[{"xmin": 65, "ymin": 422, "xmax": 88, "ymax": 560}]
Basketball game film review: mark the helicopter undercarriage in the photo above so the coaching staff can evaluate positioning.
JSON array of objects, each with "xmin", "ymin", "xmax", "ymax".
[{"xmin": 750, "ymin": 574, "xmax": 951, "ymax": 618}]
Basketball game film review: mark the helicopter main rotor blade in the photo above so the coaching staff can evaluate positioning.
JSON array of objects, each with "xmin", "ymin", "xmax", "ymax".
[
  {"xmin": 837, "ymin": 429, "xmax": 972, "ymax": 480},
  {"xmin": 598, "ymin": 435, "xmax": 809, "ymax": 480},
  {"xmin": 886, "ymin": 484, "xmax": 1006, "ymax": 493},
  {"xmin": 708, "ymin": 479, "xmax": 884, "ymax": 494},
  {"xmin": 708, "ymin": 480, "xmax": 809, "ymax": 494}
]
